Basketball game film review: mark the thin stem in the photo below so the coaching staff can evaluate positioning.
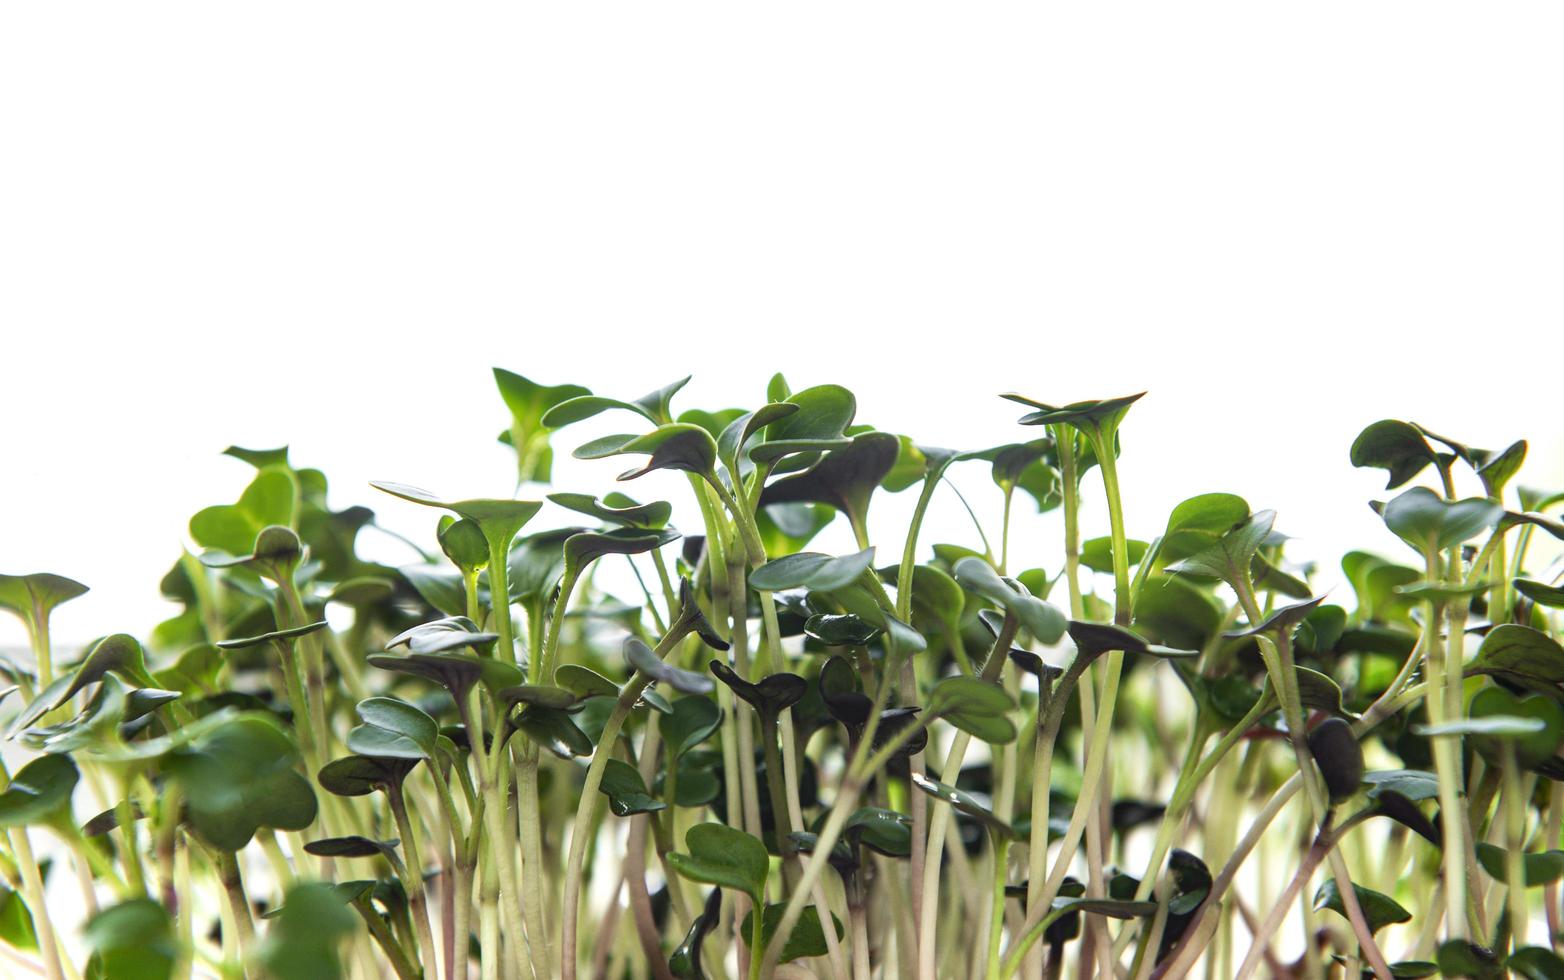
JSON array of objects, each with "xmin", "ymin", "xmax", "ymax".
[{"xmin": 389, "ymin": 785, "xmax": 441, "ymax": 980}]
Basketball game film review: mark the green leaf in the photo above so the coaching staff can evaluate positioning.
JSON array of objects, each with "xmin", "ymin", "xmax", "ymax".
[
  {"xmin": 1515, "ymin": 579, "xmax": 1564, "ymax": 609},
  {"xmin": 706, "ymin": 403, "xmax": 789, "ymax": 473},
  {"xmin": 666, "ymin": 822, "xmax": 770, "ymax": 900},
  {"xmin": 166, "ymin": 714, "xmax": 318, "ymax": 850},
  {"xmin": 1476, "ymin": 439, "xmax": 1527, "ymax": 498},
  {"xmin": 1066, "ymin": 621, "xmax": 1197, "ymax": 662},
  {"xmin": 254, "ymin": 882, "xmax": 357, "ymax": 980},
  {"xmin": 370, "ymin": 482, "xmax": 543, "ymax": 551},
  {"xmin": 564, "ymin": 527, "xmax": 680, "ymax": 569},
  {"xmin": 547, "ymin": 492, "xmax": 672, "ymax": 529},
  {"xmin": 709, "ymin": 662, "xmax": 807, "ymax": 716},
  {"xmin": 663, "ymin": 696, "xmax": 722, "ymax": 759},
  {"xmin": 1224, "ymin": 596, "xmax": 1327, "ymax": 640},
  {"xmin": 804, "ymin": 613, "xmax": 882, "ymax": 647},
  {"xmin": 216, "ymin": 620, "xmax": 330, "ymax": 651},
  {"xmin": 0, "ymin": 754, "xmax": 79, "ymax": 827},
  {"xmin": 926, "ymin": 676, "xmax": 1016, "ymax": 744},
  {"xmin": 1312, "ymin": 878, "xmax": 1410, "ymax": 934},
  {"xmin": 1350, "ymin": 420, "xmax": 1438, "ymax": 490},
  {"xmin": 574, "ymin": 424, "xmax": 719, "ymax": 481},
  {"xmin": 21, "ymin": 673, "xmax": 130, "ymax": 755},
  {"xmin": 497, "ymin": 684, "xmax": 578, "ymax": 711},
  {"xmin": 625, "ymin": 636, "xmax": 715, "ymax": 695},
  {"xmin": 751, "ymin": 548, "xmax": 876, "ymax": 592},
  {"xmin": 755, "ymin": 502, "xmax": 836, "ymax": 557},
  {"xmin": 398, "ymin": 564, "xmax": 467, "ymax": 617},
  {"xmin": 1295, "ymin": 667, "xmax": 1354, "ymax": 719},
  {"xmin": 198, "ymin": 525, "xmax": 304, "ymax": 576},
  {"xmin": 1435, "ymin": 939, "xmax": 1503, "ymax": 979},
  {"xmin": 83, "ymin": 899, "xmax": 178, "ymax": 980},
  {"xmin": 758, "ymin": 432, "xmax": 900, "ymax": 534},
  {"xmin": 1466, "ymin": 686, "xmax": 1564, "ymax": 769},
  {"xmin": 1468, "ymin": 625, "xmax": 1564, "ymax": 686},
  {"xmin": 1509, "ymin": 947, "xmax": 1564, "ymax": 980},
  {"xmin": 739, "ymin": 904, "xmax": 843, "ymax": 964},
  {"xmin": 910, "ymin": 773, "xmax": 1018, "ymax": 840},
  {"xmin": 1363, "ymin": 769, "xmax": 1440, "ymax": 802},
  {"xmin": 1157, "ymin": 493, "xmax": 1252, "ymax": 566},
  {"xmin": 1004, "ymin": 392, "xmax": 1145, "ymax": 433},
  {"xmin": 368, "ymin": 651, "xmax": 518, "ymax": 702},
  {"xmin": 554, "ymin": 664, "xmax": 621, "ymax": 700},
  {"xmin": 492, "ymin": 369, "xmax": 590, "ymax": 482},
  {"xmin": 316, "ymin": 755, "xmax": 418, "ymax": 798},
  {"xmin": 437, "ymin": 518, "xmax": 489, "ymax": 572},
  {"xmin": 953, "ymin": 557, "xmax": 1067, "ymax": 644},
  {"xmin": 386, "ymin": 616, "xmax": 497, "ymax": 655},
  {"xmin": 303, "ymin": 836, "xmax": 400, "ymax": 861},
  {"xmin": 1079, "ymin": 537, "xmax": 1148, "ymax": 573},
  {"xmin": 0, "ymin": 881, "xmax": 36, "ymax": 951},
  {"xmin": 189, "ymin": 467, "xmax": 296, "ymax": 556},
  {"xmin": 1132, "ymin": 576, "xmax": 1223, "ymax": 650},
  {"xmin": 542, "ymin": 376, "xmax": 691, "ymax": 428},
  {"xmin": 346, "ymin": 697, "xmax": 438, "ymax": 760},
  {"xmin": 747, "ymin": 385, "xmax": 857, "ymax": 468},
  {"xmin": 1415, "ymin": 711, "xmax": 1550, "ymax": 750},
  {"xmin": 1378, "ymin": 487, "xmax": 1503, "ymax": 555},
  {"xmin": 1341, "ymin": 551, "xmax": 1421, "ymax": 623},
  {"xmin": 1474, "ymin": 843, "xmax": 1564, "ymax": 887},
  {"xmin": 599, "ymin": 759, "xmax": 666, "ymax": 816},
  {"xmin": 1166, "ymin": 509, "xmax": 1275, "ymax": 587},
  {"xmin": 0, "ymin": 572, "xmax": 88, "ymax": 634},
  {"xmin": 669, "ymin": 887, "xmax": 721, "ymax": 979},
  {"xmin": 513, "ymin": 706, "xmax": 593, "ymax": 759}
]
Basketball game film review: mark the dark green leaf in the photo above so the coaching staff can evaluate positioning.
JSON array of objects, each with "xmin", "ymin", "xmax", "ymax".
[
  {"xmin": 513, "ymin": 706, "xmax": 593, "ymax": 759},
  {"xmin": 254, "ymin": 882, "xmax": 357, "ymax": 980},
  {"xmin": 0, "ymin": 754, "xmax": 78, "ymax": 827},
  {"xmin": 599, "ymin": 759, "xmax": 666, "ymax": 816},
  {"xmin": 1509, "ymin": 947, "xmax": 1564, "ymax": 980},
  {"xmin": 1378, "ymin": 487, "xmax": 1502, "ymax": 555},
  {"xmin": 1466, "ymin": 686, "xmax": 1564, "ymax": 769},
  {"xmin": 708, "ymin": 662, "xmax": 807, "ymax": 717},
  {"xmin": 663, "ymin": 696, "xmax": 721, "ymax": 759},
  {"xmin": 926, "ymin": 676, "xmax": 1016, "ymax": 744},
  {"xmin": 953, "ymin": 557, "xmax": 1067, "ymax": 644},
  {"xmin": 167, "ymin": 715, "xmax": 318, "ymax": 850},
  {"xmin": 346, "ymin": 698, "xmax": 438, "ymax": 760},
  {"xmin": 1474, "ymin": 843, "xmax": 1564, "ymax": 887},
  {"xmin": 574, "ymin": 424, "xmax": 719, "ymax": 481},
  {"xmin": 803, "ymin": 613, "xmax": 881, "ymax": 647},
  {"xmin": 625, "ymin": 637, "xmax": 714, "ymax": 695},
  {"xmin": 758, "ymin": 432, "xmax": 900, "ymax": 534},
  {"xmin": 83, "ymin": 899, "xmax": 177, "ymax": 980},
  {"xmin": 739, "ymin": 904, "xmax": 843, "ymax": 964},
  {"xmin": 1350, "ymin": 420, "xmax": 1438, "ymax": 490},
  {"xmin": 750, "ymin": 548, "xmax": 876, "ymax": 592},
  {"xmin": 303, "ymin": 836, "xmax": 399, "ymax": 860},
  {"xmin": 666, "ymin": 822, "xmax": 770, "ymax": 900},
  {"xmin": 1166, "ymin": 510, "xmax": 1275, "ymax": 587},
  {"xmin": 1312, "ymin": 879, "xmax": 1410, "ymax": 934},
  {"xmin": 542, "ymin": 376, "xmax": 690, "ymax": 428},
  {"xmin": 1469, "ymin": 625, "xmax": 1564, "ymax": 686},
  {"xmin": 317, "ymin": 755, "xmax": 418, "ymax": 798},
  {"xmin": 1066, "ymin": 621, "xmax": 1197, "ymax": 662},
  {"xmin": 910, "ymin": 772, "xmax": 1017, "ymax": 840},
  {"xmin": 547, "ymin": 492, "xmax": 672, "ymax": 529}
]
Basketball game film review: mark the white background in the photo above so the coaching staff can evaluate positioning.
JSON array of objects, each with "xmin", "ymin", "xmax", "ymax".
[{"xmin": 2, "ymin": 3, "xmax": 1561, "ymax": 650}]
